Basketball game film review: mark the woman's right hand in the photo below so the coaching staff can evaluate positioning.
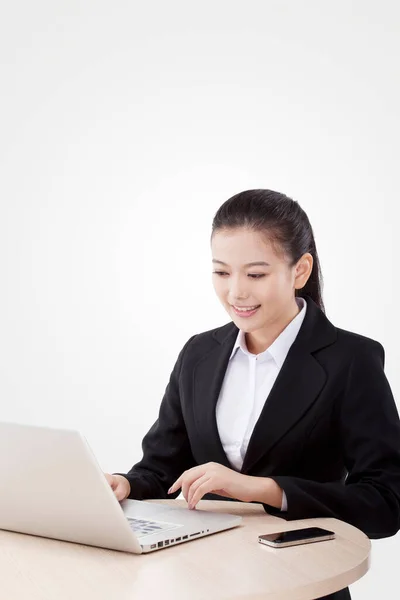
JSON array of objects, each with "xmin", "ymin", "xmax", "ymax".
[{"xmin": 104, "ymin": 473, "xmax": 131, "ymax": 502}]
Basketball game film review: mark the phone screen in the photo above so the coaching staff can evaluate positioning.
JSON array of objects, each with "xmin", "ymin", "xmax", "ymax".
[{"xmin": 259, "ymin": 526, "xmax": 335, "ymax": 544}]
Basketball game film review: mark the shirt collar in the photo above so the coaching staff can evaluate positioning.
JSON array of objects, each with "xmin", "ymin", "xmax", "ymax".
[{"xmin": 229, "ymin": 296, "xmax": 307, "ymax": 368}]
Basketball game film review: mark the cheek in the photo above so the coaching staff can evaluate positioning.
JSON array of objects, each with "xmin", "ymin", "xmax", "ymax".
[
  {"xmin": 258, "ymin": 277, "xmax": 285, "ymax": 302},
  {"xmin": 269, "ymin": 272, "xmax": 290, "ymax": 292}
]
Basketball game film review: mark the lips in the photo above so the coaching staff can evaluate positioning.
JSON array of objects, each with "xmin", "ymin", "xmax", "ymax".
[
  {"xmin": 231, "ymin": 304, "xmax": 261, "ymax": 317},
  {"xmin": 232, "ymin": 305, "xmax": 261, "ymax": 310}
]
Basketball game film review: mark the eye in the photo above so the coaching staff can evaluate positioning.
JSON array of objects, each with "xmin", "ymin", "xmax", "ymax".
[{"xmin": 212, "ymin": 271, "xmax": 266, "ymax": 279}]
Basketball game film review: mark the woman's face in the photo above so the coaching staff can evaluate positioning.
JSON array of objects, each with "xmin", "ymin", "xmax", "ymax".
[{"xmin": 211, "ymin": 227, "xmax": 311, "ymax": 332}]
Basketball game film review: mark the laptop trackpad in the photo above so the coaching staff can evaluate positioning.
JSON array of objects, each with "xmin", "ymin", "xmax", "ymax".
[{"xmin": 121, "ymin": 499, "xmax": 186, "ymax": 519}]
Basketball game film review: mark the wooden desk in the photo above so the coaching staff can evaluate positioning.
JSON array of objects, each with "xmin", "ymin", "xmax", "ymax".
[{"xmin": 0, "ymin": 499, "xmax": 370, "ymax": 600}]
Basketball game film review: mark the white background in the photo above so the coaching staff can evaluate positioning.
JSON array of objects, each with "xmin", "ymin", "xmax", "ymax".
[{"xmin": 1, "ymin": 1, "xmax": 399, "ymax": 597}]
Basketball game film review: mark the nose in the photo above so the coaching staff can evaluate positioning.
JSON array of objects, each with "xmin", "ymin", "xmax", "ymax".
[{"xmin": 228, "ymin": 276, "xmax": 249, "ymax": 303}]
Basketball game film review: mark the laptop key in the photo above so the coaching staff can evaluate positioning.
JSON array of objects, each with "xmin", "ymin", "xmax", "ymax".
[{"xmin": 127, "ymin": 517, "xmax": 181, "ymax": 537}]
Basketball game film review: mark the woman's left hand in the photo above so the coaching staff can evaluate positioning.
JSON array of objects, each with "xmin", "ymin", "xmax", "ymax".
[{"xmin": 168, "ymin": 462, "xmax": 258, "ymax": 509}]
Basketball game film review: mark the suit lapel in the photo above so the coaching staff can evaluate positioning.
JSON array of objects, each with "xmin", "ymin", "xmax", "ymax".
[
  {"xmin": 192, "ymin": 295, "xmax": 337, "ymax": 473},
  {"xmin": 192, "ymin": 325, "xmax": 237, "ymax": 468},
  {"xmin": 240, "ymin": 344, "xmax": 327, "ymax": 473}
]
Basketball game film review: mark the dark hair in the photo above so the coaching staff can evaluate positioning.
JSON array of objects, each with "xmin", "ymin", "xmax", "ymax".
[{"xmin": 210, "ymin": 189, "xmax": 325, "ymax": 313}]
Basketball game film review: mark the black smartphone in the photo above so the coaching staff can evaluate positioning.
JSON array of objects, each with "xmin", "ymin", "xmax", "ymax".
[{"xmin": 258, "ymin": 526, "xmax": 335, "ymax": 548}]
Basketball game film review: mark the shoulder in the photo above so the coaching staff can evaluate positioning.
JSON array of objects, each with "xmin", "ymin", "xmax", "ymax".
[
  {"xmin": 331, "ymin": 326, "xmax": 385, "ymax": 367},
  {"xmin": 177, "ymin": 321, "xmax": 236, "ymax": 362},
  {"xmin": 335, "ymin": 326, "xmax": 384, "ymax": 353},
  {"xmin": 190, "ymin": 321, "xmax": 235, "ymax": 343}
]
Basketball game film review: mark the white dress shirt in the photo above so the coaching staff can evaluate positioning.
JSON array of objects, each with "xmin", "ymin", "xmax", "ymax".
[{"xmin": 215, "ymin": 296, "xmax": 307, "ymax": 511}]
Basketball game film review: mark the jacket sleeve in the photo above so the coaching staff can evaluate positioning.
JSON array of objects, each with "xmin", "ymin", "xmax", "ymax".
[
  {"xmin": 115, "ymin": 334, "xmax": 198, "ymax": 500},
  {"xmin": 264, "ymin": 341, "xmax": 400, "ymax": 539}
]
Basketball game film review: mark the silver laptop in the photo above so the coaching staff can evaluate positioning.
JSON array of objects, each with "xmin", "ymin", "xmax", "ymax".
[{"xmin": 0, "ymin": 421, "xmax": 242, "ymax": 553}]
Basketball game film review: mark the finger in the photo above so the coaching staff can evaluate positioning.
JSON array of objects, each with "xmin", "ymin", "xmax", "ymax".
[
  {"xmin": 187, "ymin": 474, "xmax": 210, "ymax": 506},
  {"xmin": 189, "ymin": 477, "xmax": 213, "ymax": 509},
  {"xmin": 168, "ymin": 477, "xmax": 182, "ymax": 494},
  {"xmin": 169, "ymin": 470, "xmax": 190, "ymax": 494},
  {"xmin": 182, "ymin": 467, "xmax": 210, "ymax": 501},
  {"xmin": 104, "ymin": 473, "xmax": 117, "ymax": 490},
  {"xmin": 115, "ymin": 483, "xmax": 126, "ymax": 501},
  {"xmin": 182, "ymin": 476, "xmax": 197, "ymax": 502},
  {"xmin": 169, "ymin": 465, "xmax": 206, "ymax": 495}
]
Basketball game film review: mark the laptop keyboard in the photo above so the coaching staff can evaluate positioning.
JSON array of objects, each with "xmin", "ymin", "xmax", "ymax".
[{"xmin": 127, "ymin": 517, "xmax": 181, "ymax": 538}]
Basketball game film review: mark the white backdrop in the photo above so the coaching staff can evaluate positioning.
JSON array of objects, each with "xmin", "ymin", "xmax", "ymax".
[{"xmin": 1, "ymin": 1, "xmax": 399, "ymax": 597}]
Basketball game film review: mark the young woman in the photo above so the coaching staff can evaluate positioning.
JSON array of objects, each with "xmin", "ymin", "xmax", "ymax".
[{"xmin": 106, "ymin": 189, "xmax": 400, "ymax": 600}]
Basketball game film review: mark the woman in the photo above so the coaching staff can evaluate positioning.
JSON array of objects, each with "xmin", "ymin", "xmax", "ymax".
[{"xmin": 106, "ymin": 189, "xmax": 400, "ymax": 600}]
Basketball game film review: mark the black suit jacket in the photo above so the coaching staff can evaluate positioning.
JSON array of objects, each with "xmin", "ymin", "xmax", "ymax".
[{"xmin": 123, "ymin": 295, "xmax": 400, "ymax": 597}]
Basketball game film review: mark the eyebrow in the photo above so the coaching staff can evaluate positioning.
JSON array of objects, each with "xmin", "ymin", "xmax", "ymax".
[{"xmin": 212, "ymin": 259, "xmax": 271, "ymax": 267}]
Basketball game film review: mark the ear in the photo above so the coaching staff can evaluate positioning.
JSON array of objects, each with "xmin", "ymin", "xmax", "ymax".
[{"xmin": 294, "ymin": 253, "xmax": 313, "ymax": 289}]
